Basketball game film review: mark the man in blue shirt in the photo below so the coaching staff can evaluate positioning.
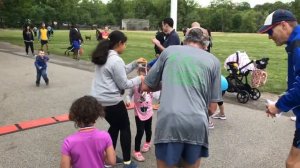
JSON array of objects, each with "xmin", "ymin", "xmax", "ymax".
[
  {"xmin": 152, "ymin": 17, "xmax": 180, "ymax": 52},
  {"xmin": 260, "ymin": 9, "xmax": 300, "ymax": 167}
]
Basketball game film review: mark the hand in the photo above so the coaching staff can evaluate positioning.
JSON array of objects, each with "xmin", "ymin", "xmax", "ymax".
[
  {"xmin": 266, "ymin": 102, "xmax": 280, "ymax": 118},
  {"xmin": 39, "ymin": 66, "xmax": 42, "ymax": 70},
  {"xmin": 152, "ymin": 38, "xmax": 160, "ymax": 45},
  {"xmin": 140, "ymin": 75, "xmax": 145, "ymax": 81},
  {"xmin": 125, "ymin": 101, "xmax": 131, "ymax": 107},
  {"xmin": 136, "ymin": 58, "xmax": 147, "ymax": 64}
]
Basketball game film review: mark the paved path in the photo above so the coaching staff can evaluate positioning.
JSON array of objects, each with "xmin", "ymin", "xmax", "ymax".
[{"xmin": 0, "ymin": 42, "xmax": 295, "ymax": 168}]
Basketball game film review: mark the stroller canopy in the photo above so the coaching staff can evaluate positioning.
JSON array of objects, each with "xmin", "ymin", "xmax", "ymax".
[{"xmin": 224, "ymin": 51, "xmax": 255, "ymax": 73}]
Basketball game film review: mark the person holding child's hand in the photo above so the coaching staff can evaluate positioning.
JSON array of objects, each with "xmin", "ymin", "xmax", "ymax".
[{"xmin": 90, "ymin": 30, "xmax": 146, "ymax": 168}]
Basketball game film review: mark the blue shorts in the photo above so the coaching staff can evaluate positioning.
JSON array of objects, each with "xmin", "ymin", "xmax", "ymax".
[{"xmin": 155, "ymin": 142, "xmax": 209, "ymax": 166}]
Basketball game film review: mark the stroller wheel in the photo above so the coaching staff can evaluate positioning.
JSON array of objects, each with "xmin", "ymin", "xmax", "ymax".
[
  {"xmin": 250, "ymin": 88, "xmax": 261, "ymax": 100},
  {"xmin": 237, "ymin": 90, "xmax": 249, "ymax": 104}
]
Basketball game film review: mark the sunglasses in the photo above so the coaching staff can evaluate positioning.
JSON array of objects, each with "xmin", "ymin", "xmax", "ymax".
[
  {"xmin": 266, "ymin": 22, "xmax": 282, "ymax": 36},
  {"xmin": 267, "ymin": 29, "xmax": 273, "ymax": 36}
]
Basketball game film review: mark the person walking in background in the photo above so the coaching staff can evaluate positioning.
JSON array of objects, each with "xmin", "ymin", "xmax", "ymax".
[
  {"xmin": 34, "ymin": 50, "xmax": 49, "ymax": 87},
  {"xmin": 96, "ymin": 28, "xmax": 103, "ymax": 41},
  {"xmin": 47, "ymin": 25, "xmax": 52, "ymax": 40},
  {"xmin": 125, "ymin": 65, "xmax": 154, "ymax": 162},
  {"xmin": 148, "ymin": 23, "xmax": 166, "ymax": 68},
  {"xmin": 141, "ymin": 27, "xmax": 221, "ymax": 168},
  {"xmin": 69, "ymin": 24, "xmax": 83, "ymax": 45},
  {"xmin": 90, "ymin": 30, "xmax": 147, "ymax": 168},
  {"xmin": 33, "ymin": 26, "xmax": 38, "ymax": 37},
  {"xmin": 261, "ymin": 9, "xmax": 300, "ymax": 168},
  {"xmin": 69, "ymin": 24, "xmax": 84, "ymax": 60},
  {"xmin": 101, "ymin": 26, "xmax": 110, "ymax": 40},
  {"xmin": 212, "ymin": 75, "xmax": 228, "ymax": 120},
  {"xmin": 23, "ymin": 25, "xmax": 34, "ymax": 56},
  {"xmin": 207, "ymin": 29, "xmax": 213, "ymax": 52},
  {"xmin": 38, "ymin": 23, "xmax": 49, "ymax": 54},
  {"xmin": 60, "ymin": 95, "xmax": 116, "ymax": 168}
]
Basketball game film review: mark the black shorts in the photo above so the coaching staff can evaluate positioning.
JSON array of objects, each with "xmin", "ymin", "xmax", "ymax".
[
  {"xmin": 41, "ymin": 40, "xmax": 48, "ymax": 45},
  {"xmin": 293, "ymin": 130, "xmax": 300, "ymax": 148}
]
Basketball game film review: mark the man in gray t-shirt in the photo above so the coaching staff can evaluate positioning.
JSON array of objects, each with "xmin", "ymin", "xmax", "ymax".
[{"xmin": 141, "ymin": 28, "xmax": 222, "ymax": 168}]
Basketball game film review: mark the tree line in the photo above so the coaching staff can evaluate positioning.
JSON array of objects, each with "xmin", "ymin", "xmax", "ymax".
[{"xmin": 0, "ymin": 0, "xmax": 299, "ymax": 32}]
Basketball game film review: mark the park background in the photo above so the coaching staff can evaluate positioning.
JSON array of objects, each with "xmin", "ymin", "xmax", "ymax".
[{"xmin": 1, "ymin": 0, "xmax": 300, "ymax": 93}]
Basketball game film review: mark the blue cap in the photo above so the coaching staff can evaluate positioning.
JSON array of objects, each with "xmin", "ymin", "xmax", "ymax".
[{"xmin": 258, "ymin": 9, "xmax": 296, "ymax": 33}]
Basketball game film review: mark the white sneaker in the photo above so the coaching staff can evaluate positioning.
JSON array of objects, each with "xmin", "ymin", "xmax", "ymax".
[
  {"xmin": 208, "ymin": 119, "xmax": 214, "ymax": 129},
  {"xmin": 291, "ymin": 116, "xmax": 296, "ymax": 121},
  {"xmin": 212, "ymin": 113, "xmax": 227, "ymax": 120}
]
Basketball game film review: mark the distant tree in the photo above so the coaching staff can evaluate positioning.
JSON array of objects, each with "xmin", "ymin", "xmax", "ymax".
[
  {"xmin": 235, "ymin": 2, "xmax": 251, "ymax": 11},
  {"xmin": 291, "ymin": 0, "xmax": 300, "ymax": 23},
  {"xmin": 240, "ymin": 10, "xmax": 257, "ymax": 33},
  {"xmin": 107, "ymin": 0, "xmax": 125, "ymax": 25},
  {"xmin": 231, "ymin": 13, "xmax": 242, "ymax": 32}
]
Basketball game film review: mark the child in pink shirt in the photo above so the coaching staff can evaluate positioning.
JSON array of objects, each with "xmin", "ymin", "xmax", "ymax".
[
  {"xmin": 126, "ymin": 64, "xmax": 154, "ymax": 162},
  {"xmin": 60, "ymin": 96, "xmax": 116, "ymax": 168}
]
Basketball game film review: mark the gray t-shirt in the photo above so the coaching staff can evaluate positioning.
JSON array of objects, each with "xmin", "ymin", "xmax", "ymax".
[{"xmin": 145, "ymin": 45, "xmax": 222, "ymax": 147}]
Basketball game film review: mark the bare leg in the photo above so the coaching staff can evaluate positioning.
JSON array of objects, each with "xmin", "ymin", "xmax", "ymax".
[
  {"xmin": 182, "ymin": 159, "xmax": 201, "ymax": 168},
  {"xmin": 46, "ymin": 44, "xmax": 49, "ymax": 54},
  {"xmin": 157, "ymin": 159, "xmax": 176, "ymax": 168},
  {"xmin": 286, "ymin": 146, "xmax": 300, "ymax": 168},
  {"xmin": 219, "ymin": 104, "xmax": 224, "ymax": 116}
]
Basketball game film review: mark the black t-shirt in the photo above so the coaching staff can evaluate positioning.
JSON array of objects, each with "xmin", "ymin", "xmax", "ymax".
[{"xmin": 154, "ymin": 31, "xmax": 166, "ymax": 54}]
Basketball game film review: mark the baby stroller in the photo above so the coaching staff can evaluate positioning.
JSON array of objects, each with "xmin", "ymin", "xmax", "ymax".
[
  {"xmin": 224, "ymin": 51, "xmax": 269, "ymax": 103},
  {"xmin": 64, "ymin": 40, "xmax": 82, "ymax": 60},
  {"xmin": 64, "ymin": 45, "xmax": 75, "ymax": 56}
]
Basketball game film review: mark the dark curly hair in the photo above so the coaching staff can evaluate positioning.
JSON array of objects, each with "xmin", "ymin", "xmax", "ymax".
[{"xmin": 69, "ymin": 95, "xmax": 105, "ymax": 128}]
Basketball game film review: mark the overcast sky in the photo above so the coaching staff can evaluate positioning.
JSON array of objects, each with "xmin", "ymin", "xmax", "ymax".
[
  {"xmin": 101, "ymin": 0, "xmax": 294, "ymax": 8},
  {"xmin": 196, "ymin": 0, "xmax": 294, "ymax": 7}
]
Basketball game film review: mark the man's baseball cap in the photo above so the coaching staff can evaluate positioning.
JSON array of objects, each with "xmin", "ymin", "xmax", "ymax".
[{"xmin": 258, "ymin": 9, "xmax": 296, "ymax": 33}]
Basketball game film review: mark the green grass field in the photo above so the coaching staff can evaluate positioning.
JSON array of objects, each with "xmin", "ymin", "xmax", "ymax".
[{"xmin": 0, "ymin": 29, "xmax": 287, "ymax": 94}]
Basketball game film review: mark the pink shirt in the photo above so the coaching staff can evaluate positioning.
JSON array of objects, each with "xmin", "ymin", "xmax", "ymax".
[
  {"xmin": 61, "ymin": 129, "xmax": 112, "ymax": 168},
  {"xmin": 131, "ymin": 86, "xmax": 153, "ymax": 121}
]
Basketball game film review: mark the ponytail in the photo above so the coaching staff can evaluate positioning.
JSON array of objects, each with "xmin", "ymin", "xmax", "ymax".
[{"xmin": 91, "ymin": 30, "xmax": 127, "ymax": 65}]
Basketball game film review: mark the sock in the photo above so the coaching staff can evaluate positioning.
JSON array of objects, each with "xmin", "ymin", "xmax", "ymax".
[{"xmin": 124, "ymin": 160, "xmax": 131, "ymax": 165}]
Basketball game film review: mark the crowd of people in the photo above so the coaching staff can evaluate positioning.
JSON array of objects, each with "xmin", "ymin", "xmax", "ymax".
[{"xmin": 21, "ymin": 9, "xmax": 300, "ymax": 168}]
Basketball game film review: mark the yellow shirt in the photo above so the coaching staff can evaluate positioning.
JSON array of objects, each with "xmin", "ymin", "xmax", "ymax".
[{"xmin": 40, "ymin": 28, "xmax": 48, "ymax": 40}]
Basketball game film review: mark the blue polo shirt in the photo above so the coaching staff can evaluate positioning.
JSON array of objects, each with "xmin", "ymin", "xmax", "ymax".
[
  {"xmin": 275, "ymin": 25, "xmax": 300, "ymax": 129},
  {"xmin": 163, "ymin": 29, "xmax": 180, "ymax": 48}
]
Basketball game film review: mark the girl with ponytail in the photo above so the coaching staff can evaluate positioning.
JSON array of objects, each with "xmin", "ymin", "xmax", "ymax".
[{"xmin": 91, "ymin": 30, "xmax": 146, "ymax": 168}]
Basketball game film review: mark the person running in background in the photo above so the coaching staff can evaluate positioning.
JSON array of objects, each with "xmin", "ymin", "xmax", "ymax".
[
  {"xmin": 38, "ymin": 23, "xmax": 49, "ymax": 54},
  {"xmin": 60, "ymin": 95, "xmax": 116, "ymax": 168}
]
